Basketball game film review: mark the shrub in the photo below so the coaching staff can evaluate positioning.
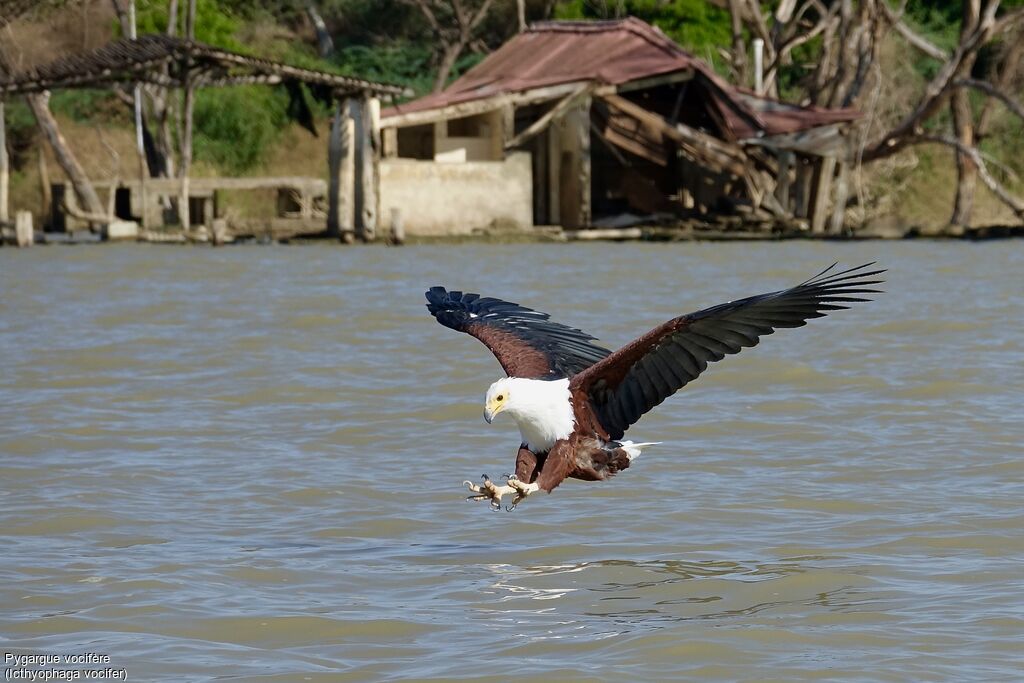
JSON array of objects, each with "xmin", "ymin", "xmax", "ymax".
[{"xmin": 192, "ymin": 86, "xmax": 289, "ymax": 173}]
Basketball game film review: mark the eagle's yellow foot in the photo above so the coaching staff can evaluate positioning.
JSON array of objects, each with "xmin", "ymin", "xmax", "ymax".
[
  {"xmin": 464, "ymin": 474, "xmax": 516, "ymax": 510},
  {"xmin": 505, "ymin": 475, "xmax": 540, "ymax": 511}
]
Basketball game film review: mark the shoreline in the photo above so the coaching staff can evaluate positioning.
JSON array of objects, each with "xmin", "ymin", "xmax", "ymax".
[{"xmin": 4, "ymin": 221, "xmax": 1023, "ymax": 248}]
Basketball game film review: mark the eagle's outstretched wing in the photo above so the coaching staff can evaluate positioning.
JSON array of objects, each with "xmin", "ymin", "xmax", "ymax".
[
  {"xmin": 426, "ymin": 287, "xmax": 612, "ymax": 379},
  {"xmin": 570, "ymin": 263, "xmax": 885, "ymax": 440}
]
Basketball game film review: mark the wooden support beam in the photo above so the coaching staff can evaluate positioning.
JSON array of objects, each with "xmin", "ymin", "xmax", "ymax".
[
  {"xmin": 613, "ymin": 69, "xmax": 694, "ymax": 93},
  {"xmin": 327, "ymin": 98, "xmax": 355, "ymax": 242},
  {"xmin": 0, "ymin": 102, "xmax": 8, "ymax": 225},
  {"xmin": 355, "ymin": 96, "xmax": 380, "ymax": 241},
  {"xmin": 774, "ymin": 149, "xmax": 792, "ymax": 213},
  {"xmin": 505, "ymin": 84, "xmax": 592, "ymax": 150},
  {"xmin": 793, "ymin": 158, "xmax": 811, "ymax": 219},
  {"xmin": 828, "ymin": 161, "xmax": 850, "ymax": 234},
  {"xmin": 808, "ymin": 156, "xmax": 836, "ymax": 233},
  {"xmin": 178, "ymin": 81, "xmax": 194, "ymax": 229},
  {"xmin": 380, "ymin": 81, "xmax": 588, "ymax": 129},
  {"xmin": 570, "ymin": 97, "xmax": 592, "ymax": 228},
  {"xmin": 501, "ymin": 104, "xmax": 514, "ymax": 151},
  {"xmin": 547, "ymin": 123, "xmax": 560, "ymax": 226}
]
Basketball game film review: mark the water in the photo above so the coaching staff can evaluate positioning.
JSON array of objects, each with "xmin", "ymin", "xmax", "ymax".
[{"xmin": 1, "ymin": 241, "xmax": 1022, "ymax": 682}]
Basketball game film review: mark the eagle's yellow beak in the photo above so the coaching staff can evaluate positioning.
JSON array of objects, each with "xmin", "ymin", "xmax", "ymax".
[{"xmin": 484, "ymin": 398, "xmax": 506, "ymax": 424}]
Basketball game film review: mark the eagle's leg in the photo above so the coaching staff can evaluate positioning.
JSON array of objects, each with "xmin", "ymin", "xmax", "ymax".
[{"xmin": 464, "ymin": 474, "xmax": 516, "ymax": 510}]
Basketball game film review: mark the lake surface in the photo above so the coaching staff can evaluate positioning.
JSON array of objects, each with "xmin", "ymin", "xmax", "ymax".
[{"xmin": 1, "ymin": 240, "xmax": 1022, "ymax": 682}]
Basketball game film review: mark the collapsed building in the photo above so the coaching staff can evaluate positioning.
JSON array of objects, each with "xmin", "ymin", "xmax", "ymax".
[{"xmin": 380, "ymin": 18, "xmax": 861, "ymax": 236}]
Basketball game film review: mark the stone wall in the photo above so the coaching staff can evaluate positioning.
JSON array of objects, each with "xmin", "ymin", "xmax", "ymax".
[{"xmin": 379, "ymin": 152, "xmax": 532, "ymax": 236}]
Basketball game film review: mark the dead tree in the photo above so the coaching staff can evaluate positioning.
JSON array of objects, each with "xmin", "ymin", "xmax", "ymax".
[
  {"xmin": 407, "ymin": 0, "xmax": 496, "ymax": 92},
  {"xmin": 722, "ymin": 0, "xmax": 1024, "ymax": 226}
]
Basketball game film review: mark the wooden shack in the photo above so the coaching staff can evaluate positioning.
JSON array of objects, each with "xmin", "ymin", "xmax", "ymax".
[{"xmin": 381, "ymin": 19, "xmax": 862, "ymax": 236}]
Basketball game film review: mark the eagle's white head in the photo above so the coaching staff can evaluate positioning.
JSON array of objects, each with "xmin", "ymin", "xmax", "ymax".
[{"xmin": 483, "ymin": 377, "xmax": 575, "ymax": 452}]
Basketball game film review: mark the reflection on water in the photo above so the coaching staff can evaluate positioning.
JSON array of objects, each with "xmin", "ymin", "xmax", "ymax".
[{"xmin": 1, "ymin": 241, "xmax": 1022, "ymax": 681}]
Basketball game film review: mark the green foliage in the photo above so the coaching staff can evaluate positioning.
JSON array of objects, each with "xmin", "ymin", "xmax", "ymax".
[
  {"xmin": 49, "ymin": 90, "xmax": 128, "ymax": 124},
  {"xmin": 334, "ymin": 41, "xmax": 437, "ymax": 96},
  {"xmin": 554, "ymin": 0, "xmax": 732, "ymax": 59},
  {"xmin": 129, "ymin": 0, "xmax": 243, "ymax": 50},
  {"xmin": 3, "ymin": 100, "xmax": 39, "ymax": 169},
  {"xmin": 192, "ymin": 86, "xmax": 289, "ymax": 173}
]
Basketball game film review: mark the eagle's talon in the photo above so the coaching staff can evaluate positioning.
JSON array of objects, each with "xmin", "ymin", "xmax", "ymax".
[{"xmin": 463, "ymin": 476, "xmax": 516, "ymax": 507}]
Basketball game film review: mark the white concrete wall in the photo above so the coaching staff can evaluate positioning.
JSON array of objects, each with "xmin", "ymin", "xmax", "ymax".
[{"xmin": 379, "ymin": 152, "xmax": 533, "ymax": 236}]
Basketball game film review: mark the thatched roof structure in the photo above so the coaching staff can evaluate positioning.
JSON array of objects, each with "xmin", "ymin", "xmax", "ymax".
[{"xmin": 0, "ymin": 34, "xmax": 408, "ymax": 98}]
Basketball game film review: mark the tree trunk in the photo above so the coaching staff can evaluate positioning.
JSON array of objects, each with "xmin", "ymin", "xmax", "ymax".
[
  {"xmin": 433, "ymin": 41, "xmax": 465, "ymax": 93},
  {"xmin": 949, "ymin": 0, "xmax": 980, "ymax": 228},
  {"xmin": 727, "ymin": 0, "xmax": 748, "ymax": 87},
  {"xmin": 950, "ymin": 88, "xmax": 976, "ymax": 227},
  {"xmin": 516, "ymin": 0, "xmax": 526, "ymax": 32},
  {"xmin": 27, "ymin": 93, "xmax": 106, "ymax": 220}
]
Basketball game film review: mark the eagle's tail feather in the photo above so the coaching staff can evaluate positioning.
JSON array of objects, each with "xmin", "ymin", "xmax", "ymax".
[{"xmin": 618, "ymin": 440, "xmax": 661, "ymax": 460}]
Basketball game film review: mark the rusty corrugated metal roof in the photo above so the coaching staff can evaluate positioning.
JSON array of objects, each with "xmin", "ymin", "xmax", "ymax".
[{"xmin": 383, "ymin": 18, "xmax": 859, "ymax": 137}]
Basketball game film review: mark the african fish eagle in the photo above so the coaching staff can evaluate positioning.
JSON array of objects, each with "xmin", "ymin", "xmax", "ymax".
[{"xmin": 425, "ymin": 263, "xmax": 884, "ymax": 510}]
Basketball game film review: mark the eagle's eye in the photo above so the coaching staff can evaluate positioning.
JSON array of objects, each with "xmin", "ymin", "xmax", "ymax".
[{"xmin": 496, "ymin": 394, "xmax": 504, "ymax": 401}]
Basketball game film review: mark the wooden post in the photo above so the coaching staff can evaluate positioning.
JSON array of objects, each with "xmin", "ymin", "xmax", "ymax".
[
  {"xmin": 15, "ymin": 210, "xmax": 32, "ymax": 247},
  {"xmin": 179, "ymin": 83, "xmax": 194, "ymax": 230},
  {"xmin": 389, "ymin": 207, "xmax": 404, "ymax": 245},
  {"xmin": 501, "ymin": 104, "xmax": 515, "ymax": 152},
  {"xmin": 355, "ymin": 95, "xmax": 380, "ymax": 241},
  {"xmin": 0, "ymin": 101, "xmax": 8, "ymax": 226},
  {"xmin": 327, "ymin": 97, "xmax": 355, "ymax": 243},
  {"xmin": 808, "ymin": 155, "xmax": 836, "ymax": 234},
  {"xmin": 828, "ymin": 161, "xmax": 850, "ymax": 234},
  {"xmin": 128, "ymin": 0, "xmax": 147, "ymax": 229},
  {"xmin": 547, "ymin": 123, "xmax": 560, "ymax": 225},
  {"xmin": 38, "ymin": 147, "xmax": 51, "ymax": 225},
  {"xmin": 793, "ymin": 158, "xmax": 811, "ymax": 219},
  {"xmin": 178, "ymin": 0, "xmax": 196, "ymax": 231},
  {"xmin": 576, "ymin": 97, "xmax": 591, "ymax": 227},
  {"xmin": 382, "ymin": 127, "xmax": 397, "ymax": 158},
  {"xmin": 774, "ymin": 149, "xmax": 792, "ymax": 215}
]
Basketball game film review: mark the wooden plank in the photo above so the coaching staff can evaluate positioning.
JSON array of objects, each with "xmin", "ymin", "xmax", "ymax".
[
  {"xmin": 744, "ymin": 124, "xmax": 848, "ymax": 156},
  {"xmin": 380, "ymin": 81, "xmax": 588, "ymax": 129},
  {"xmin": 505, "ymin": 84, "xmax": 592, "ymax": 150},
  {"xmin": 596, "ymin": 94, "xmax": 747, "ymax": 176},
  {"xmin": 808, "ymin": 155, "xmax": 836, "ymax": 234},
  {"xmin": 613, "ymin": 69, "xmax": 694, "ymax": 93}
]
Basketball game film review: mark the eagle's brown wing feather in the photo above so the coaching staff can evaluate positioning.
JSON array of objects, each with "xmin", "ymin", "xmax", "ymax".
[
  {"xmin": 570, "ymin": 263, "xmax": 885, "ymax": 440},
  {"xmin": 426, "ymin": 287, "xmax": 611, "ymax": 379}
]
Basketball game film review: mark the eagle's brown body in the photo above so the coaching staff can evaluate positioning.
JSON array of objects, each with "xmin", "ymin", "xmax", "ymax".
[{"xmin": 426, "ymin": 263, "xmax": 884, "ymax": 507}]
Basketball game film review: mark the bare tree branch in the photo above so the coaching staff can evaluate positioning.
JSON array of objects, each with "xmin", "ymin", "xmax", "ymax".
[
  {"xmin": 906, "ymin": 134, "xmax": 1024, "ymax": 220},
  {"xmin": 879, "ymin": 1, "xmax": 949, "ymax": 60},
  {"xmin": 955, "ymin": 78, "xmax": 1024, "ymax": 123}
]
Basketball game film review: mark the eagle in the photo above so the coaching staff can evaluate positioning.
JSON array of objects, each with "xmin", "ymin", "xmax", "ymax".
[{"xmin": 425, "ymin": 262, "xmax": 884, "ymax": 510}]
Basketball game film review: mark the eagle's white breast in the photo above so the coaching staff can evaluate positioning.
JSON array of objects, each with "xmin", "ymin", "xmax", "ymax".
[{"xmin": 502, "ymin": 377, "xmax": 575, "ymax": 452}]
